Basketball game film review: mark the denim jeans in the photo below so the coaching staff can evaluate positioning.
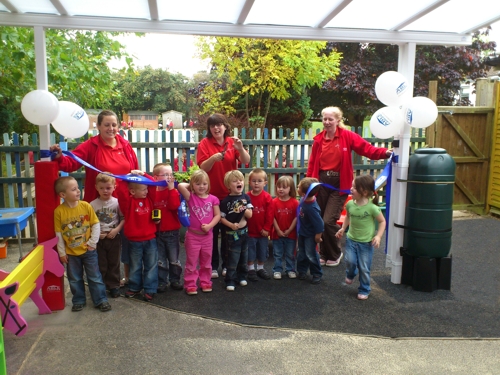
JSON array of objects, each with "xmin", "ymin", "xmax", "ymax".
[
  {"xmin": 345, "ymin": 237, "xmax": 374, "ymax": 296},
  {"xmin": 211, "ymin": 222, "xmax": 227, "ymax": 271},
  {"xmin": 157, "ymin": 230, "xmax": 182, "ymax": 285},
  {"xmin": 128, "ymin": 238, "xmax": 158, "ymax": 294},
  {"xmin": 272, "ymin": 237, "xmax": 296, "ymax": 273},
  {"xmin": 297, "ymin": 235, "xmax": 323, "ymax": 278},
  {"xmin": 224, "ymin": 233, "xmax": 248, "ymax": 286},
  {"xmin": 67, "ymin": 250, "xmax": 107, "ymax": 306},
  {"xmin": 247, "ymin": 236, "xmax": 269, "ymax": 263}
]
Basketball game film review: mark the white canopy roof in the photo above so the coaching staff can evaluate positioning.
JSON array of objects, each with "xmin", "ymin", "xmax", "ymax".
[{"xmin": 1, "ymin": 0, "xmax": 499, "ymax": 46}]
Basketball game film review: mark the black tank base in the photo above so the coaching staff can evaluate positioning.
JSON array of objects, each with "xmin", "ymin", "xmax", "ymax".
[{"xmin": 401, "ymin": 251, "xmax": 452, "ymax": 292}]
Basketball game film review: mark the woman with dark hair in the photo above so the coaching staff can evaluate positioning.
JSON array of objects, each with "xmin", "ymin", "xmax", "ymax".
[
  {"xmin": 50, "ymin": 109, "xmax": 139, "ymax": 286},
  {"xmin": 196, "ymin": 113, "xmax": 250, "ymax": 278}
]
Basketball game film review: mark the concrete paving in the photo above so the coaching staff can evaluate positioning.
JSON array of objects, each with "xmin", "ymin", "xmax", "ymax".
[{"xmin": 2, "ymin": 216, "xmax": 499, "ymax": 375}]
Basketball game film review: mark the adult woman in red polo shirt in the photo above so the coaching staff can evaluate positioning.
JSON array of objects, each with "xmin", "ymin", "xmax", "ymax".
[
  {"xmin": 196, "ymin": 113, "xmax": 250, "ymax": 278},
  {"xmin": 50, "ymin": 109, "xmax": 139, "ymax": 284},
  {"xmin": 306, "ymin": 106, "xmax": 391, "ymax": 267}
]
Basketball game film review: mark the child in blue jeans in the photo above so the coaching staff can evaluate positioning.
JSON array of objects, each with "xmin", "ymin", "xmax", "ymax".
[
  {"xmin": 336, "ymin": 174, "xmax": 386, "ymax": 300},
  {"xmin": 220, "ymin": 170, "xmax": 253, "ymax": 291},
  {"xmin": 296, "ymin": 177, "xmax": 324, "ymax": 284},
  {"xmin": 117, "ymin": 171, "xmax": 158, "ymax": 302}
]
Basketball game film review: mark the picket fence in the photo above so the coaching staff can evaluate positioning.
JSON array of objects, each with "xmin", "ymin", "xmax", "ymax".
[{"xmin": 0, "ymin": 127, "xmax": 426, "ymax": 239}]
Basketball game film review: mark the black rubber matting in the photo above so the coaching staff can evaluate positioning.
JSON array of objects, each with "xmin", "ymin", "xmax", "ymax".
[{"xmin": 126, "ymin": 217, "xmax": 500, "ymax": 338}]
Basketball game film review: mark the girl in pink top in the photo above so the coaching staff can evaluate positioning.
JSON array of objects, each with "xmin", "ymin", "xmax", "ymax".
[{"xmin": 178, "ymin": 170, "xmax": 220, "ymax": 295}]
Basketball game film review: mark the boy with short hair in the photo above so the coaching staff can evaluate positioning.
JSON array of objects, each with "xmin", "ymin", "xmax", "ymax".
[
  {"xmin": 153, "ymin": 163, "xmax": 183, "ymax": 292},
  {"xmin": 90, "ymin": 173, "xmax": 124, "ymax": 298},
  {"xmin": 246, "ymin": 168, "xmax": 274, "ymax": 281},
  {"xmin": 117, "ymin": 171, "xmax": 159, "ymax": 302},
  {"xmin": 54, "ymin": 176, "xmax": 111, "ymax": 312},
  {"xmin": 296, "ymin": 177, "xmax": 324, "ymax": 284},
  {"xmin": 220, "ymin": 170, "xmax": 253, "ymax": 291}
]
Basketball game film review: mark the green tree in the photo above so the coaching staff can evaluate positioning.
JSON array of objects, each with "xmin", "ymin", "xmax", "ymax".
[
  {"xmin": 310, "ymin": 29, "xmax": 496, "ymax": 129},
  {"xmin": 110, "ymin": 66, "xmax": 193, "ymax": 118},
  {"xmin": 196, "ymin": 37, "xmax": 342, "ymax": 129},
  {"xmin": 0, "ymin": 27, "xmax": 133, "ymax": 135}
]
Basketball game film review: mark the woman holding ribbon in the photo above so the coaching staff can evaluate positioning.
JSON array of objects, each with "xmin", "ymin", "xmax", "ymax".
[
  {"xmin": 50, "ymin": 109, "xmax": 139, "ymax": 284},
  {"xmin": 306, "ymin": 106, "xmax": 391, "ymax": 267},
  {"xmin": 196, "ymin": 113, "xmax": 250, "ymax": 279}
]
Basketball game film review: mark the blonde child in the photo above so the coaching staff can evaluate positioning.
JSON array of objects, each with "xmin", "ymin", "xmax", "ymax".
[
  {"xmin": 296, "ymin": 177, "xmax": 324, "ymax": 284},
  {"xmin": 153, "ymin": 163, "xmax": 183, "ymax": 292},
  {"xmin": 271, "ymin": 175, "xmax": 298, "ymax": 279},
  {"xmin": 336, "ymin": 174, "xmax": 386, "ymax": 300},
  {"xmin": 54, "ymin": 176, "xmax": 111, "ymax": 312},
  {"xmin": 220, "ymin": 170, "xmax": 254, "ymax": 291},
  {"xmin": 90, "ymin": 173, "xmax": 124, "ymax": 299},
  {"xmin": 247, "ymin": 168, "xmax": 274, "ymax": 281},
  {"xmin": 178, "ymin": 170, "xmax": 220, "ymax": 295},
  {"xmin": 117, "ymin": 171, "xmax": 158, "ymax": 302}
]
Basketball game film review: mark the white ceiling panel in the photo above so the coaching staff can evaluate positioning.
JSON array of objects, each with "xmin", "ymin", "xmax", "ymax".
[
  {"xmin": 62, "ymin": 0, "xmax": 151, "ymax": 19},
  {"xmin": 1, "ymin": 0, "xmax": 498, "ymax": 46},
  {"xmin": 157, "ymin": 0, "xmax": 245, "ymax": 23},
  {"xmin": 245, "ymin": 0, "xmax": 341, "ymax": 27}
]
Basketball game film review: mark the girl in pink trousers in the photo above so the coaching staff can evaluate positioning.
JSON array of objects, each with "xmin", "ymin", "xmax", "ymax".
[{"xmin": 178, "ymin": 170, "xmax": 221, "ymax": 295}]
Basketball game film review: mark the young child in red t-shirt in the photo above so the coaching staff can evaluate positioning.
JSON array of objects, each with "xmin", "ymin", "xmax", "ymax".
[
  {"xmin": 271, "ymin": 175, "xmax": 299, "ymax": 279},
  {"xmin": 246, "ymin": 168, "xmax": 274, "ymax": 281},
  {"xmin": 117, "ymin": 170, "xmax": 158, "ymax": 302}
]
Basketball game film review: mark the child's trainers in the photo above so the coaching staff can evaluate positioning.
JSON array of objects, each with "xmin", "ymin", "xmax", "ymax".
[
  {"xmin": 298, "ymin": 273, "xmax": 307, "ymax": 280},
  {"xmin": 226, "ymin": 285, "xmax": 235, "ymax": 291},
  {"xmin": 202, "ymin": 287, "xmax": 212, "ymax": 293},
  {"xmin": 273, "ymin": 272, "xmax": 282, "ymax": 280},
  {"xmin": 222, "ymin": 268, "xmax": 227, "ymax": 277},
  {"xmin": 287, "ymin": 271, "xmax": 297, "ymax": 279},
  {"xmin": 97, "ymin": 301, "xmax": 112, "ymax": 312},
  {"xmin": 143, "ymin": 293, "xmax": 154, "ymax": 302},
  {"xmin": 186, "ymin": 288, "xmax": 198, "ymax": 295},
  {"xmin": 239, "ymin": 280, "xmax": 248, "ymax": 286},
  {"xmin": 71, "ymin": 303, "xmax": 85, "ymax": 312},
  {"xmin": 247, "ymin": 270, "xmax": 259, "ymax": 282},
  {"xmin": 211, "ymin": 270, "xmax": 219, "ymax": 279},
  {"xmin": 125, "ymin": 290, "xmax": 139, "ymax": 298},
  {"xmin": 345, "ymin": 277, "xmax": 353, "ymax": 285}
]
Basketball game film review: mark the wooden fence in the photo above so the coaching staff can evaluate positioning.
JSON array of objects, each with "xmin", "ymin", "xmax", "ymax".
[{"xmin": 1, "ymin": 127, "xmax": 426, "ymax": 240}]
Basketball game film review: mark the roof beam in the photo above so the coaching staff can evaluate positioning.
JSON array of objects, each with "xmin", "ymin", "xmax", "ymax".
[
  {"xmin": 0, "ymin": 0, "xmax": 19, "ymax": 13},
  {"xmin": 461, "ymin": 15, "xmax": 500, "ymax": 34},
  {"xmin": 148, "ymin": 0, "xmax": 159, "ymax": 21},
  {"xmin": 390, "ymin": 0, "xmax": 449, "ymax": 31},
  {"xmin": 315, "ymin": 0, "xmax": 353, "ymax": 29},
  {"xmin": 49, "ymin": 0, "xmax": 69, "ymax": 16},
  {"xmin": 0, "ymin": 13, "xmax": 473, "ymax": 46},
  {"xmin": 237, "ymin": 0, "xmax": 255, "ymax": 25}
]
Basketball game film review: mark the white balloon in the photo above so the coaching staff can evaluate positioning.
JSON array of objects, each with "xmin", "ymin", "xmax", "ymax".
[
  {"xmin": 51, "ymin": 101, "xmax": 89, "ymax": 139},
  {"xmin": 403, "ymin": 96, "xmax": 438, "ymax": 128},
  {"xmin": 375, "ymin": 71, "xmax": 412, "ymax": 107},
  {"xmin": 21, "ymin": 90, "xmax": 60, "ymax": 126},
  {"xmin": 369, "ymin": 106, "xmax": 404, "ymax": 139}
]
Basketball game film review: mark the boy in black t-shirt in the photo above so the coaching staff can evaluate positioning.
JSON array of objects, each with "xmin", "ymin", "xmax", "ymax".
[{"xmin": 220, "ymin": 170, "xmax": 253, "ymax": 291}]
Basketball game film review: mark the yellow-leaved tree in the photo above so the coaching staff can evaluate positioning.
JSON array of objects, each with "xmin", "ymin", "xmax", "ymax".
[{"xmin": 196, "ymin": 37, "xmax": 342, "ymax": 129}]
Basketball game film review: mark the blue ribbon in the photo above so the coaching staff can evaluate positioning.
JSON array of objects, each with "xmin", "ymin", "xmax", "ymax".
[
  {"xmin": 42, "ymin": 149, "xmax": 166, "ymax": 186},
  {"xmin": 296, "ymin": 155, "xmax": 395, "ymax": 248}
]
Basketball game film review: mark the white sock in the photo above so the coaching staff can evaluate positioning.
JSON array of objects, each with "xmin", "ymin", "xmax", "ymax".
[
  {"xmin": 248, "ymin": 264, "xmax": 255, "ymax": 271},
  {"xmin": 257, "ymin": 264, "xmax": 264, "ymax": 270}
]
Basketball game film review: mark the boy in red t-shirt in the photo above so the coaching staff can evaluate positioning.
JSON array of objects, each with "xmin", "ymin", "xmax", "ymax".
[
  {"xmin": 153, "ymin": 163, "xmax": 183, "ymax": 292},
  {"xmin": 247, "ymin": 168, "xmax": 274, "ymax": 281},
  {"xmin": 117, "ymin": 171, "xmax": 158, "ymax": 302}
]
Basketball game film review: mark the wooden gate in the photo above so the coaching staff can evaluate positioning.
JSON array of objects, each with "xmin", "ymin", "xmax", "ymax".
[
  {"xmin": 487, "ymin": 82, "xmax": 500, "ymax": 215},
  {"xmin": 427, "ymin": 106, "xmax": 495, "ymax": 214}
]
